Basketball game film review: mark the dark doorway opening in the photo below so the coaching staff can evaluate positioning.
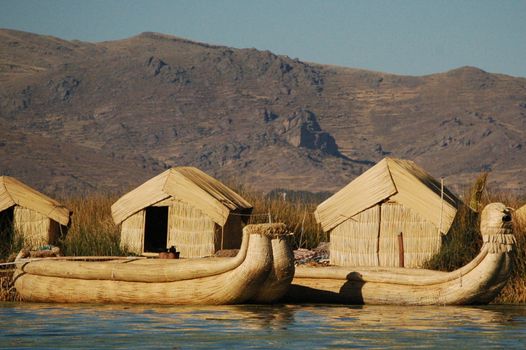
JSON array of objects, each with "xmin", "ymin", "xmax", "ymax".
[
  {"xmin": 0, "ymin": 207, "xmax": 15, "ymax": 258},
  {"xmin": 0, "ymin": 207, "xmax": 14, "ymax": 235},
  {"xmin": 144, "ymin": 206, "xmax": 168, "ymax": 253}
]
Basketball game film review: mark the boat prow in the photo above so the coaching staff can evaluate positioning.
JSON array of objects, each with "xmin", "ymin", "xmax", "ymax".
[{"xmin": 250, "ymin": 223, "xmax": 295, "ymax": 303}]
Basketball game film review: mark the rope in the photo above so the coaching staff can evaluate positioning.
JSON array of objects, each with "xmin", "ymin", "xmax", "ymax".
[
  {"xmin": 0, "ymin": 256, "xmax": 146, "ymax": 267},
  {"xmin": 228, "ymin": 212, "xmax": 272, "ymax": 217},
  {"xmin": 228, "ymin": 211, "xmax": 318, "ymax": 219}
]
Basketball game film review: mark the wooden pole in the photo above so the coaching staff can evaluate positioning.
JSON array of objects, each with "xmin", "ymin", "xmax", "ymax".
[
  {"xmin": 221, "ymin": 225, "xmax": 224, "ymax": 250},
  {"xmin": 439, "ymin": 177, "xmax": 444, "ymax": 235},
  {"xmin": 398, "ymin": 232, "xmax": 404, "ymax": 268},
  {"xmin": 376, "ymin": 204, "xmax": 382, "ymax": 266}
]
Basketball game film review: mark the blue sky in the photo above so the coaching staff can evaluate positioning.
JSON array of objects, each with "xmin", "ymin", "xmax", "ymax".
[{"xmin": 1, "ymin": 0, "xmax": 525, "ymax": 77}]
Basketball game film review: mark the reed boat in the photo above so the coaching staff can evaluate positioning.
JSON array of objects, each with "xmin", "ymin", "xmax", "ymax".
[
  {"xmin": 285, "ymin": 203, "xmax": 515, "ymax": 305},
  {"xmin": 250, "ymin": 224, "xmax": 296, "ymax": 303},
  {"xmin": 13, "ymin": 223, "xmax": 293, "ymax": 305}
]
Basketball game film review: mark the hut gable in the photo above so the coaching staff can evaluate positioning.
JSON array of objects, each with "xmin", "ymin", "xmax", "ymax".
[
  {"xmin": 0, "ymin": 176, "xmax": 70, "ymax": 226},
  {"xmin": 314, "ymin": 159, "xmax": 397, "ymax": 233},
  {"xmin": 111, "ymin": 170, "xmax": 172, "ymax": 226},
  {"xmin": 111, "ymin": 167, "xmax": 253, "ymax": 226},
  {"xmin": 315, "ymin": 158, "xmax": 459, "ymax": 235}
]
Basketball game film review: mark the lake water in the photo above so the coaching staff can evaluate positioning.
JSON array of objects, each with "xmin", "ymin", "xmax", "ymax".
[{"xmin": 1, "ymin": 302, "xmax": 526, "ymax": 349}]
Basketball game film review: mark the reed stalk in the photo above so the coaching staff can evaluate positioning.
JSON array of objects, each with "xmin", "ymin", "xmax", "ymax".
[{"xmin": 58, "ymin": 193, "xmax": 124, "ymax": 257}]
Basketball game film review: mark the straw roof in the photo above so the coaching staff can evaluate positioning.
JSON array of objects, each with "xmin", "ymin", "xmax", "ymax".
[
  {"xmin": 0, "ymin": 176, "xmax": 70, "ymax": 226},
  {"xmin": 314, "ymin": 158, "xmax": 459, "ymax": 233},
  {"xmin": 111, "ymin": 167, "xmax": 253, "ymax": 226}
]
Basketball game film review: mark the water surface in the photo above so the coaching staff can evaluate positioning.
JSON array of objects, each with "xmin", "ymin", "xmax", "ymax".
[{"xmin": 1, "ymin": 303, "xmax": 526, "ymax": 349}]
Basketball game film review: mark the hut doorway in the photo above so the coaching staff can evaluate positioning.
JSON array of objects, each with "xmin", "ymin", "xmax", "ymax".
[
  {"xmin": 0, "ymin": 207, "xmax": 14, "ymax": 235},
  {"xmin": 0, "ymin": 207, "xmax": 14, "ymax": 255},
  {"xmin": 144, "ymin": 206, "xmax": 168, "ymax": 253}
]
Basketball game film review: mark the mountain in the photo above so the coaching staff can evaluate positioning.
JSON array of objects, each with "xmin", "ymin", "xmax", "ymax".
[{"xmin": 1, "ymin": 29, "xmax": 525, "ymax": 196}]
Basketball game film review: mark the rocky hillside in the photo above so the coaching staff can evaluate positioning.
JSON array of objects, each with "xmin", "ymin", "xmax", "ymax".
[{"xmin": 1, "ymin": 29, "xmax": 525, "ymax": 196}]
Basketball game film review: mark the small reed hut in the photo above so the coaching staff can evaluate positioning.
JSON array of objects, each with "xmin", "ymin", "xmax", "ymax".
[
  {"xmin": 111, "ymin": 167, "xmax": 253, "ymax": 257},
  {"xmin": 0, "ymin": 176, "xmax": 71, "ymax": 248},
  {"xmin": 315, "ymin": 158, "xmax": 459, "ymax": 268}
]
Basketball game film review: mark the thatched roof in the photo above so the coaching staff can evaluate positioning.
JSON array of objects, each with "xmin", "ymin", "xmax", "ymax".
[
  {"xmin": 111, "ymin": 167, "xmax": 253, "ymax": 226},
  {"xmin": 0, "ymin": 176, "xmax": 70, "ymax": 226},
  {"xmin": 314, "ymin": 158, "xmax": 459, "ymax": 233}
]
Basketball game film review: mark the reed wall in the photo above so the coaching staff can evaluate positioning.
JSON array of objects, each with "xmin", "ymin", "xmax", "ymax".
[
  {"xmin": 330, "ymin": 202, "xmax": 442, "ymax": 267},
  {"xmin": 168, "ymin": 200, "xmax": 216, "ymax": 258},
  {"xmin": 330, "ymin": 205, "xmax": 380, "ymax": 266},
  {"xmin": 120, "ymin": 210, "xmax": 145, "ymax": 254},
  {"xmin": 13, "ymin": 206, "xmax": 59, "ymax": 248},
  {"xmin": 380, "ymin": 203, "xmax": 441, "ymax": 268}
]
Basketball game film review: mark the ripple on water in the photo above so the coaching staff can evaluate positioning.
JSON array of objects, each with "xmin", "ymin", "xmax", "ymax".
[{"xmin": 1, "ymin": 303, "xmax": 526, "ymax": 349}]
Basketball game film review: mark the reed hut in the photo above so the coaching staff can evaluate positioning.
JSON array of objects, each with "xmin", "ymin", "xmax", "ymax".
[
  {"xmin": 111, "ymin": 167, "xmax": 253, "ymax": 257},
  {"xmin": 315, "ymin": 158, "xmax": 460, "ymax": 268},
  {"xmin": 0, "ymin": 176, "xmax": 71, "ymax": 248}
]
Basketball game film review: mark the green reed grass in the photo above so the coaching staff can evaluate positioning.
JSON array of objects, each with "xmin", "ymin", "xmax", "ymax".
[{"xmin": 58, "ymin": 194, "xmax": 124, "ymax": 256}]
